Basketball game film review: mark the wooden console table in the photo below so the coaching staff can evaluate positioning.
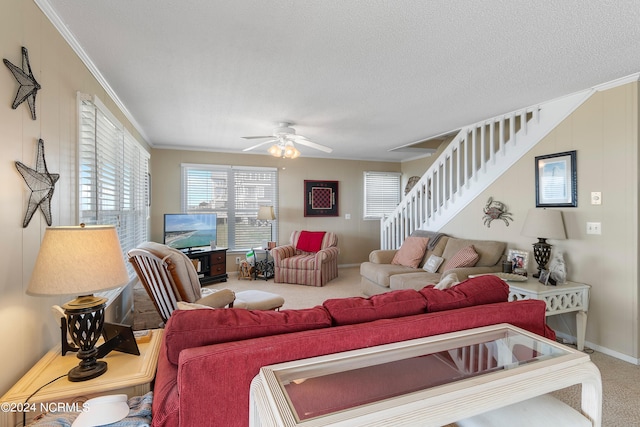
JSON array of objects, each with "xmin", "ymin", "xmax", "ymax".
[
  {"xmin": 0, "ymin": 329, "xmax": 163, "ymax": 427},
  {"xmin": 508, "ymin": 279, "xmax": 590, "ymax": 350},
  {"xmin": 186, "ymin": 247, "xmax": 228, "ymax": 284}
]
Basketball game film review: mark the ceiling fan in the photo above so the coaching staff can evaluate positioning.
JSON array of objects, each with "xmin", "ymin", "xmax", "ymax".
[{"xmin": 242, "ymin": 122, "xmax": 333, "ymax": 158}]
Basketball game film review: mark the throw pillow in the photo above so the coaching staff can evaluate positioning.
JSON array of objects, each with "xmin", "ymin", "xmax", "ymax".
[
  {"xmin": 442, "ymin": 245, "xmax": 479, "ymax": 271},
  {"xmin": 419, "ymin": 275, "xmax": 509, "ymax": 312},
  {"xmin": 423, "ymin": 255, "xmax": 444, "ymax": 273},
  {"xmin": 296, "ymin": 231, "xmax": 326, "ymax": 252},
  {"xmin": 323, "ymin": 289, "xmax": 427, "ymax": 326},
  {"xmin": 434, "ymin": 272, "xmax": 460, "ymax": 290},
  {"xmin": 391, "ymin": 236, "xmax": 429, "ymax": 268}
]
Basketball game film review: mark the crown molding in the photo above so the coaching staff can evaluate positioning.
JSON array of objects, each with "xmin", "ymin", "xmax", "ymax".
[{"xmin": 34, "ymin": 0, "xmax": 150, "ymax": 144}]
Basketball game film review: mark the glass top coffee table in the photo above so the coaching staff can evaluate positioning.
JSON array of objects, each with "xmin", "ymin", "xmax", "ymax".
[{"xmin": 250, "ymin": 323, "xmax": 601, "ymax": 426}]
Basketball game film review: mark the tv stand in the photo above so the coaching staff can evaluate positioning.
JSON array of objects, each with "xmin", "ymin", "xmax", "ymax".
[{"xmin": 186, "ymin": 247, "xmax": 228, "ymax": 285}]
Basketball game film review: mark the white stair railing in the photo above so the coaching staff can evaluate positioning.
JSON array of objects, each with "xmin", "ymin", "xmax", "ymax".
[{"xmin": 381, "ymin": 89, "xmax": 595, "ymax": 249}]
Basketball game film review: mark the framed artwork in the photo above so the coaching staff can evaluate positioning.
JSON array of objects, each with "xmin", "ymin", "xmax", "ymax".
[
  {"xmin": 507, "ymin": 249, "xmax": 529, "ymax": 273},
  {"xmin": 304, "ymin": 180, "xmax": 338, "ymax": 217},
  {"xmin": 535, "ymin": 150, "xmax": 577, "ymax": 207}
]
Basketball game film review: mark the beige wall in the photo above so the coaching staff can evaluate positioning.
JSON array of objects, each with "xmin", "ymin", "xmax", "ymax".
[
  {"xmin": 438, "ymin": 83, "xmax": 639, "ymax": 360},
  {"xmin": 150, "ymin": 149, "xmax": 400, "ymax": 266},
  {"xmin": 0, "ymin": 0, "xmax": 148, "ymax": 395}
]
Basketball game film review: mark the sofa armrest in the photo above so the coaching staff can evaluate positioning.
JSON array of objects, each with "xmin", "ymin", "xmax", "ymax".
[
  {"xmin": 442, "ymin": 265, "xmax": 502, "ymax": 281},
  {"xmin": 315, "ymin": 246, "xmax": 339, "ymax": 262},
  {"xmin": 369, "ymin": 249, "xmax": 397, "ymax": 264},
  {"xmin": 271, "ymin": 245, "xmax": 296, "ymax": 263}
]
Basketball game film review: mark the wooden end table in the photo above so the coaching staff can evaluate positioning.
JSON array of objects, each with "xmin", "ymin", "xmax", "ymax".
[
  {"xmin": 508, "ymin": 279, "xmax": 590, "ymax": 351},
  {"xmin": 0, "ymin": 329, "xmax": 163, "ymax": 427}
]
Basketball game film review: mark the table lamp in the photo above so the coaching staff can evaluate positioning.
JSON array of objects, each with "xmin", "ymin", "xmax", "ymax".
[
  {"xmin": 257, "ymin": 205, "xmax": 276, "ymax": 244},
  {"xmin": 521, "ymin": 208, "xmax": 566, "ymax": 278},
  {"xmin": 27, "ymin": 224, "xmax": 129, "ymax": 382}
]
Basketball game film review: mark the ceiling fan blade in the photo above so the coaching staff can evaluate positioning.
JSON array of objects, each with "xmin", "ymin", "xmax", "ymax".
[
  {"xmin": 242, "ymin": 139, "xmax": 277, "ymax": 152},
  {"xmin": 241, "ymin": 135, "xmax": 274, "ymax": 140},
  {"xmin": 294, "ymin": 136, "xmax": 333, "ymax": 153}
]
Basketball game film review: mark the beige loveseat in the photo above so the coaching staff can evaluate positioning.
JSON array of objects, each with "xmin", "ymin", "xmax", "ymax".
[{"xmin": 360, "ymin": 232, "xmax": 506, "ymax": 296}]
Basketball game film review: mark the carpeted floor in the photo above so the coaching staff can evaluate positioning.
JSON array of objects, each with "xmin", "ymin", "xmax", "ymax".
[{"xmin": 133, "ymin": 266, "xmax": 640, "ymax": 426}]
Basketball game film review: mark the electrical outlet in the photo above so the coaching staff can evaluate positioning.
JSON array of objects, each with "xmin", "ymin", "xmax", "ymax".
[
  {"xmin": 586, "ymin": 222, "xmax": 601, "ymax": 235},
  {"xmin": 235, "ymin": 256, "xmax": 241, "ymax": 264}
]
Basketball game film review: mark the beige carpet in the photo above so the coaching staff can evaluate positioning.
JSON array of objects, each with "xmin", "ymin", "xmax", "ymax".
[{"xmin": 133, "ymin": 266, "xmax": 640, "ymax": 426}]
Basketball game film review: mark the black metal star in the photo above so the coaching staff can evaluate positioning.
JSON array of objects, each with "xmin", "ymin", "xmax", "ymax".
[
  {"xmin": 15, "ymin": 139, "xmax": 59, "ymax": 228},
  {"xmin": 4, "ymin": 46, "xmax": 41, "ymax": 120}
]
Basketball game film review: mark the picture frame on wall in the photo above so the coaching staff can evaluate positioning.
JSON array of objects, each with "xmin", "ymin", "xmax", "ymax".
[
  {"xmin": 535, "ymin": 150, "xmax": 577, "ymax": 207},
  {"xmin": 304, "ymin": 180, "xmax": 339, "ymax": 217}
]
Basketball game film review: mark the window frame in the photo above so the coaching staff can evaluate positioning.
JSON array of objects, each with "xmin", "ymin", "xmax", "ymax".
[
  {"xmin": 363, "ymin": 171, "xmax": 402, "ymax": 220},
  {"xmin": 181, "ymin": 164, "xmax": 278, "ymax": 252},
  {"xmin": 78, "ymin": 93, "xmax": 150, "ymax": 279}
]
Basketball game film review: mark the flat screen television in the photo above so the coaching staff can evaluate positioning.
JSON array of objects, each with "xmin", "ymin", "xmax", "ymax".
[{"xmin": 163, "ymin": 213, "xmax": 217, "ymax": 251}]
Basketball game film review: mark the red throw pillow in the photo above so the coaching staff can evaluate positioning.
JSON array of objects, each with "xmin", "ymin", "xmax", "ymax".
[
  {"xmin": 296, "ymin": 231, "xmax": 326, "ymax": 252},
  {"xmin": 442, "ymin": 245, "xmax": 479, "ymax": 271},
  {"xmin": 391, "ymin": 236, "xmax": 429, "ymax": 268},
  {"xmin": 164, "ymin": 306, "xmax": 332, "ymax": 365},
  {"xmin": 323, "ymin": 289, "xmax": 427, "ymax": 326},
  {"xmin": 419, "ymin": 275, "xmax": 509, "ymax": 312}
]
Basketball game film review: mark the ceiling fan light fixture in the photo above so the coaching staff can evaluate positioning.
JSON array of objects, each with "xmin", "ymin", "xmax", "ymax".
[
  {"xmin": 283, "ymin": 142, "xmax": 300, "ymax": 159},
  {"xmin": 268, "ymin": 144, "xmax": 282, "ymax": 157}
]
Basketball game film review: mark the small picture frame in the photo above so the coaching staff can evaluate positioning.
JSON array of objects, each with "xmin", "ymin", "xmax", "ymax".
[
  {"xmin": 538, "ymin": 269, "xmax": 556, "ymax": 286},
  {"xmin": 535, "ymin": 150, "xmax": 577, "ymax": 207},
  {"xmin": 507, "ymin": 249, "xmax": 529, "ymax": 274}
]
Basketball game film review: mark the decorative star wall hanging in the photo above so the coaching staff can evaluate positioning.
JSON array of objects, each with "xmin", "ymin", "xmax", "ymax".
[
  {"xmin": 15, "ymin": 139, "xmax": 59, "ymax": 227},
  {"xmin": 4, "ymin": 46, "xmax": 41, "ymax": 120}
]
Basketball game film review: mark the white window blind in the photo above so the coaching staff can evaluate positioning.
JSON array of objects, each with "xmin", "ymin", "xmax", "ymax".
[
  {"xmin": 363, "ymin": 171, "xmax": 401, "ymax": 219},
  {"xmin": 181, "ymin": 164, "xmax": 278, "ymax": 251},
  {"xmin": 78, "ymin": 94, "xmax": 150, "ymax": 278}
]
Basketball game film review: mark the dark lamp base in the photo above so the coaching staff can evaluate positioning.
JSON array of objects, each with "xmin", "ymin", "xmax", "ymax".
[
  {"xmin": 532, "ymin": 238, "xmax": 552, "ymax": 279},
  {"xmin": 68, "ymin": 360, "xmax": 107, "ymax": 382}
]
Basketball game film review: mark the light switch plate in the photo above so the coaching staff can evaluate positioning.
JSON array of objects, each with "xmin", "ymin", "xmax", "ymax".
[
  {"xmin": 586, "ymin": 222, "xmax": 601, "ymax": 235},
  {"xmin": 591, "ymin": 192, "xmax": 602, "ymax": 205}
]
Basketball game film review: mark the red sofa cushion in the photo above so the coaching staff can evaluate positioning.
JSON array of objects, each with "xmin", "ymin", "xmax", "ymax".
[
  {"xmin": 163, "ymin": 306, "xmax": 332, "ymax": 365},
  {"xmin": 419, "ymin": 275, "xmax": 509, "ymax": 312},
  {"xmin": 323, "ymin": 289, "xmax": 427, "ymax": 326}
]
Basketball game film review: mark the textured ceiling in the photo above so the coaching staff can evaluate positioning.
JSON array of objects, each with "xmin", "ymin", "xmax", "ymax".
[{"xmin": 41, "ymin": 0, "xmax": 640, "ymax": 161}]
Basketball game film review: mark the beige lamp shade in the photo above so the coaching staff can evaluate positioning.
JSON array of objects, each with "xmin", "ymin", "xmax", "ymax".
[
  {"xmin": 257, "ymin": 206, "xmax": 276, "ymax": 221},
  {"xmin": 521, "ymin": 208, "xmax": 567, "ymax": 240},
  {"xmin": 27, "ymin": 225, "xmax": 129, "ymax": 296}
]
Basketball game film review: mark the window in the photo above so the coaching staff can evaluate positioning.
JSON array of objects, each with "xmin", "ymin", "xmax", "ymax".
[
  {"xmin": 182, "ymin": 164, "xmax": 278, "ymax": 251},
  {"xmin": 78, "ymin": 94, "xmax": 150, "ymax": 278},
  {"xmin": 363, "ymin": 171, "xmax": 401, "ymax": 219}
]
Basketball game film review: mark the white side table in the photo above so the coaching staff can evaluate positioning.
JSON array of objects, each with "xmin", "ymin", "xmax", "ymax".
[{"xmin": 508, "ymin": 279, "xmax": 590, "ymax": 351}]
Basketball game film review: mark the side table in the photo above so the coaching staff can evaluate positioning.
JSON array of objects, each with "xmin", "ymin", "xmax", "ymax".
[
  {"xmin": 0, "ymin": 329, "xmax": 163, "ymax": 427},
  {"xmin": 508, "ymin": 279, "xmax": 590, "ymax": 351}
]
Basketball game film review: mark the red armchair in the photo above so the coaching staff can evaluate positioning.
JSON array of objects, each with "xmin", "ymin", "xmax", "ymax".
[{"xmin": 271, "ymin": 231, "xmax": 339, "ymax": 286}]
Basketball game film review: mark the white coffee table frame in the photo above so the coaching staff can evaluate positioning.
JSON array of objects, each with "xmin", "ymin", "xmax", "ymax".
[
  {"xmin": 508, "ymin": 279, "xmax": 590, "ymax": 350},
  {"xmin": 250, "ymin": 324, "xmax": 601, "ymax": 427}
]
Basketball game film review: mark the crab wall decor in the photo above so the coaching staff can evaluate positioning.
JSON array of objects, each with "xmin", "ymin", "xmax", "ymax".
[{"xmin": 483, "ymin": 197, "xmax": 513, "ymax": 227}]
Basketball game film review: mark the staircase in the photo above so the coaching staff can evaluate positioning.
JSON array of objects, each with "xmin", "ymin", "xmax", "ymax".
[{"xmin": 381, "ymin": 89, "xmax": 595, "ymax": 249}]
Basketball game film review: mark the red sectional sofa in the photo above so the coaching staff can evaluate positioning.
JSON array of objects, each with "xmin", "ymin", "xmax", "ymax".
[{"xmin": 151, "ymin": 276, "xmax": 554, "ymax": 427}]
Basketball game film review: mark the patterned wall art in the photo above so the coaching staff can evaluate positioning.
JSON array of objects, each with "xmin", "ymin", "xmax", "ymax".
[
  {"xmin": 15, "ymin": 139, "xmax": 59, "ymax": 227},
  {"xmin": 304, "ymin": 180, "xmax": 339, "ymax": 217},
  {"xmin": 3, "ymin": 46, "xmax": 41, "ymax": 120}
]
